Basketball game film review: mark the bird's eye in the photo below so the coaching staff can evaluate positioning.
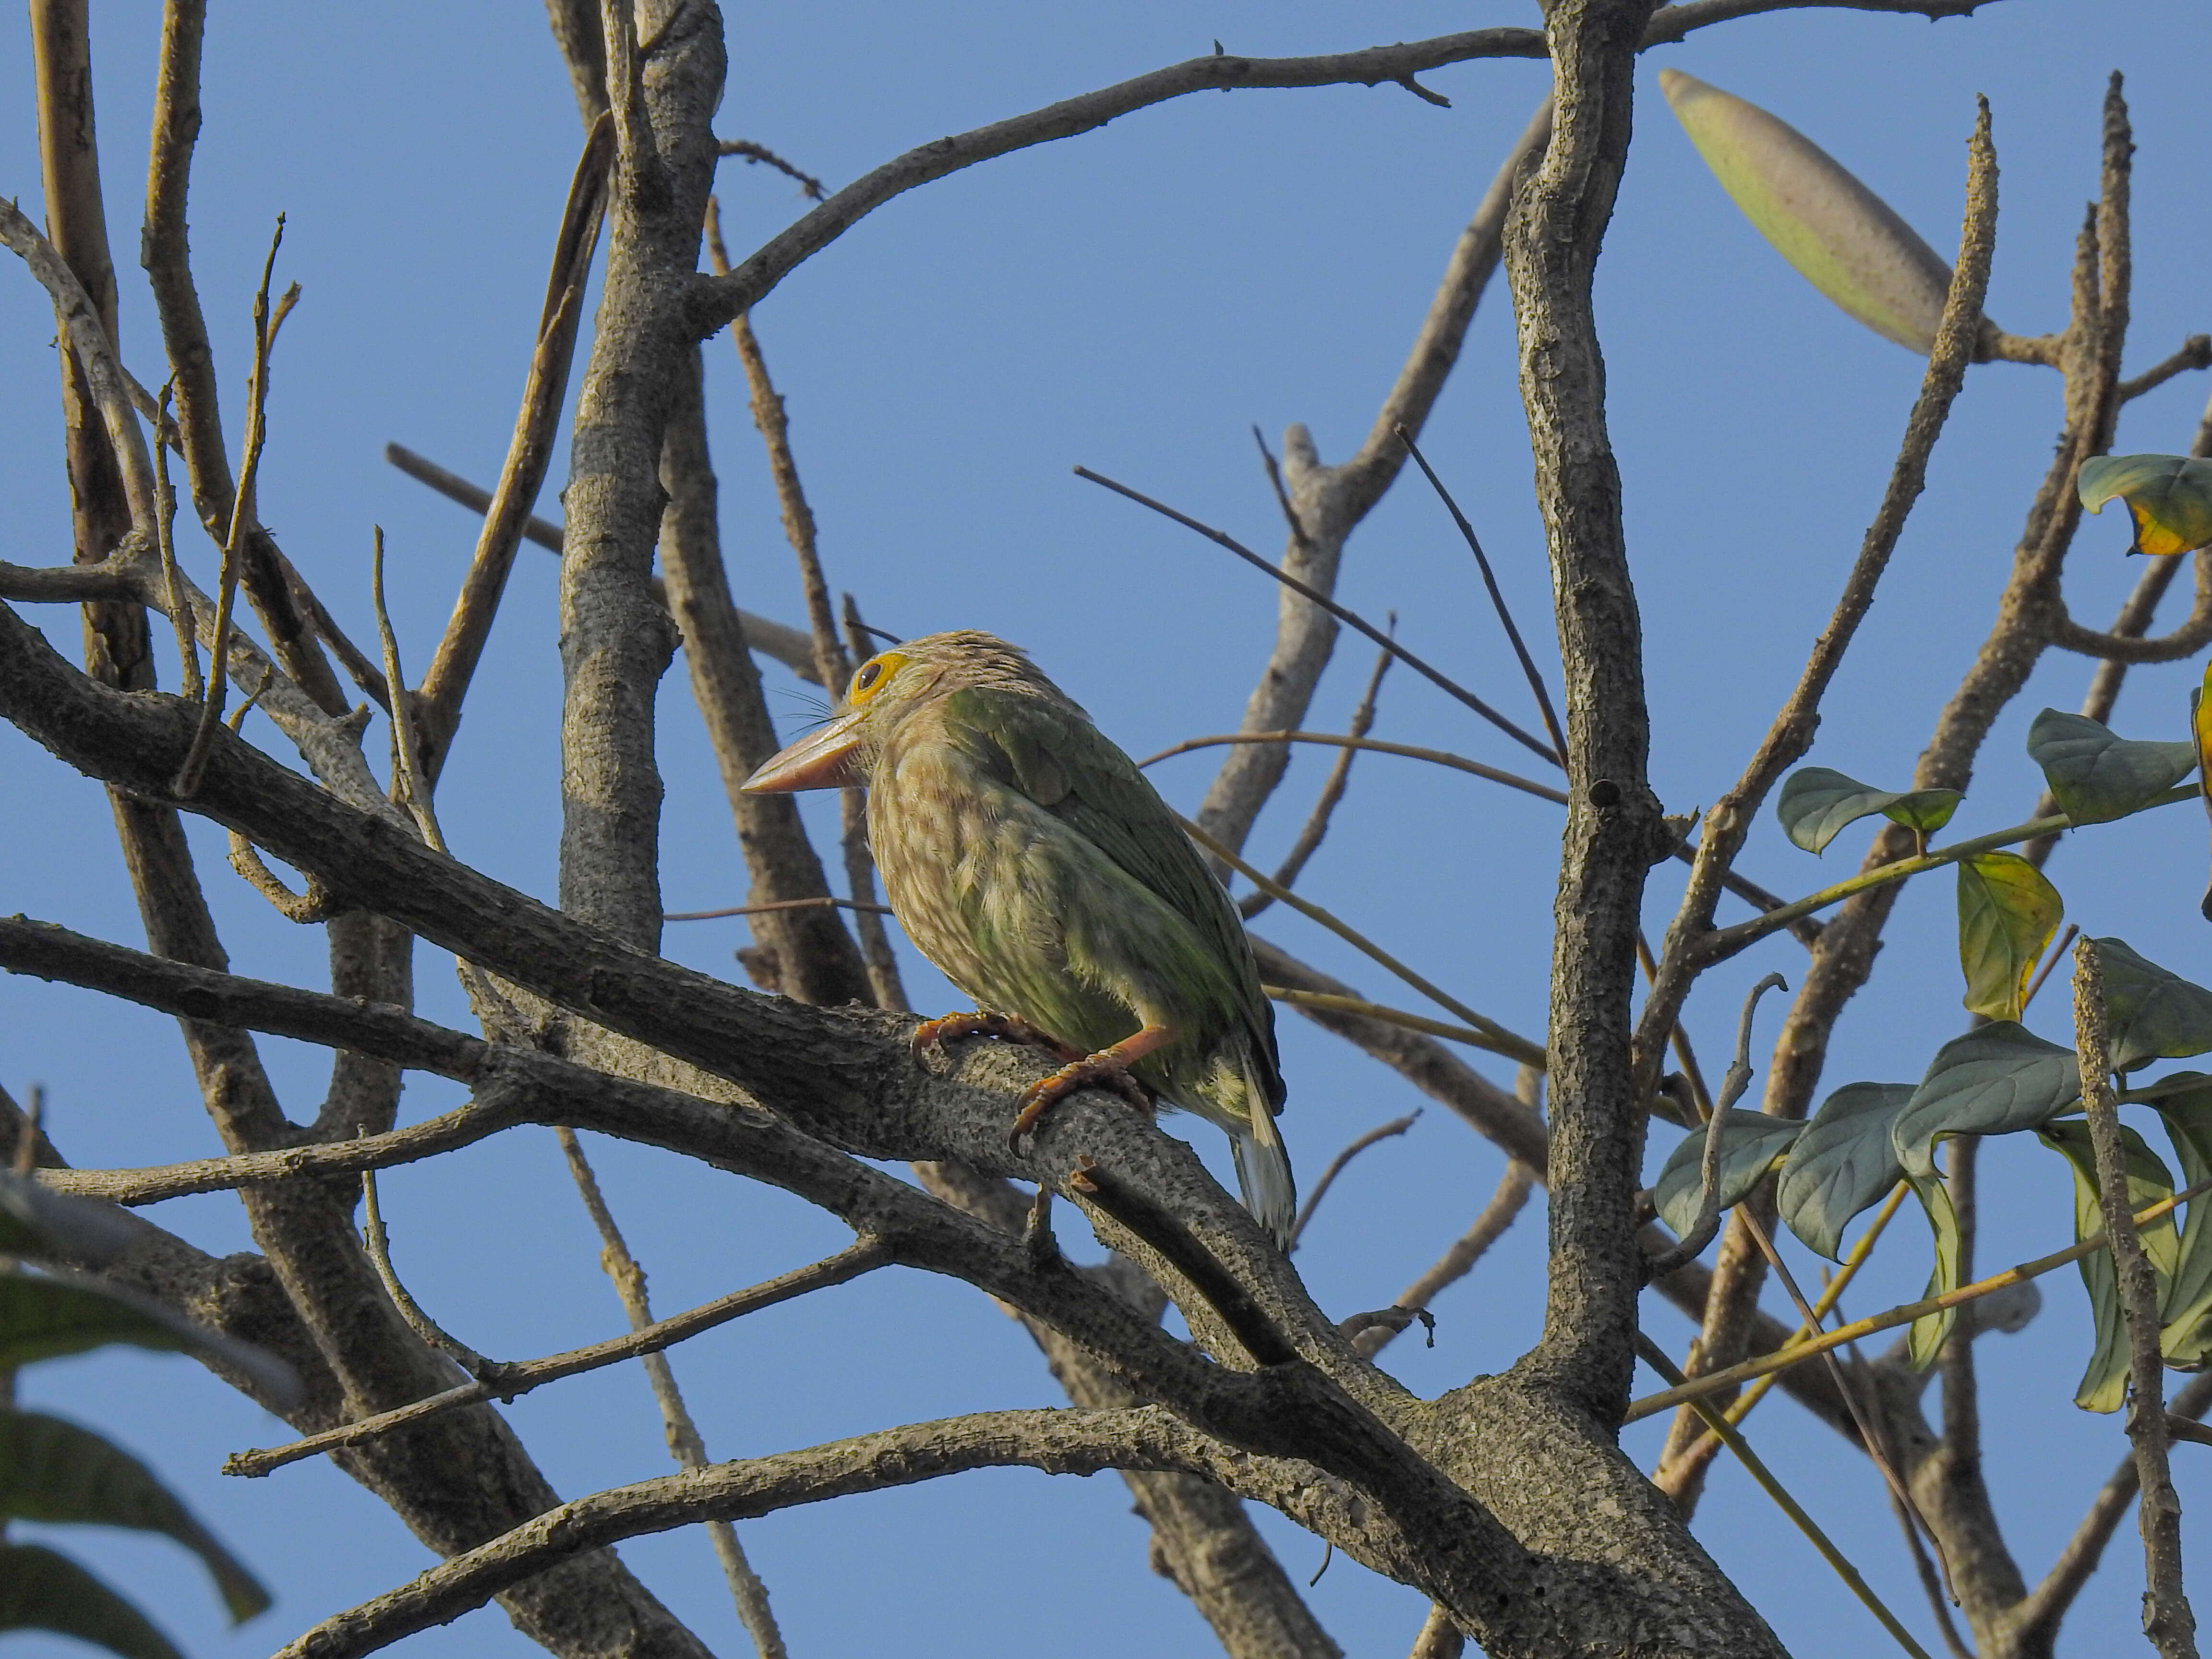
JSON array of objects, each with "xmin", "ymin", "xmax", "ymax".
[{"xmin": 849, "ymin": 652, "xmax": 904, "ymax": 703}]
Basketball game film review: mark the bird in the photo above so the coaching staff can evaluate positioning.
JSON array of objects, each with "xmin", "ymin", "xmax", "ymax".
[{"xmin": 741, "ymin": 629, "xmax": 1296, "ymax": 1248}]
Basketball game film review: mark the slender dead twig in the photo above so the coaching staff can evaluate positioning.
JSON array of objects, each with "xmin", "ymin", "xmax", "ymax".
[
  {"xmin": 1075, "ymin": 466, "xmax": 1558, "ymax": 764},
  {"xmin": 665, "ymin": 897, "xmax": 894, "ymax": 922},
  {"xmin": 1180, "ymin": 816, "xmax": 1544, "ymax": 1068},
  {"xmin": 150, "ymin": 382, "xmax": 202, "ymax": 699},
  {"xmin": 2074, "ymin": 938, "xmax": 2200, "ymax": 1659},
  {"xmin": 360, "ymin": 1166, "xmax": 499, "ymax": 1381},
  {"xmin": 1643, "ymin": 974, "xmax": 1787, "ymax": 1279},
  {"xmin": 1146, "ymin": 731, "xmax": 1566, "ymax": 807},
  {"xmin": 1394, "ymin": 425, "xmax": 1565, "ymax": 760},
  {"xmin": 554, "ymin": 1127, "xmax": 789, "ymax": 1659},
  {"xmin": 1242, "ymin": 639, "xmax": 1394, "ymax": 919},
  {"xmin": 371, "ymin": 528, "xmax": 445, "ymax": 854},
  {"xmin": 1289, "ymin": 1111, "xmax": 1419, "ymax": 1247},
  {"xmin": 176, "ymin": 215, "xmax": 283, "ymax": 795},
  {"xmin": 415, "ymin": 114, "xmax": 613, "ymax": 774},
  {"xmin": 226, "ymin": 1239, "xmax": 890, "ymax": 1478},
  {"xmin": 1357, "ymin": 1071, "xmax": 1539, "ymax": 1361},
  {"xmin": 716, "ymin": 138, "xmax": 827, "ymax": 200},
  {"xmin": 381, "ymin": 442, "xmax": 823, "ymax": 684}
]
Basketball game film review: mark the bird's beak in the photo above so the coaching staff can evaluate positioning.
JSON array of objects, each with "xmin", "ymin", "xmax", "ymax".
[{"xmin": 741, "ymin": 709, "xmax": 868, "ymax": 793}]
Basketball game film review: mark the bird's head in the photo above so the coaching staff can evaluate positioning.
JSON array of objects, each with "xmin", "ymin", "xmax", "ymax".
[{"xmin": 740, "ymin": 629, "xmax": 1047, "ymax": 793}]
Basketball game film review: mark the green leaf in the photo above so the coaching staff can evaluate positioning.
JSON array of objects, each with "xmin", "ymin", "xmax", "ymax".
[
  {"xmin": 1957, "ymin": 853, "xmax": 2063, "ymax": 1022},
  {"xmin": 1775, "ymin": 766, "xmax": 1961, "ymax": 854},
  {"xmin": 0, "ymin": 1544, "xmax": 183, "ymax": 1659},
  {"xmin": 2040, "ymin": 1119, "xmax": 2178, "ymax": 1412},
  {"xmin": 2025, "ymin": 709, "xmax": 2197, "ymax": 828},
  {"xmin": 0, "ymin": 1270, "xmax": 299, "ymax": 1407},
  {"xmin": 1905, "ymin": 1169, "xmax": 1961, "ymax": 1370},
  {"xmin": 1891, "ymin": 1022, "xmax": 2080, "ymax": 1177},
  {"xmin": 2093, "ymin": 937, "xmax": 2212, "ymax": 1074},
  {"xmin": 1776, "ymin": 1082, "xmax": 1915, "ymax": 1260},
  {"xmin": 0, "ymin": 1412, "xmax": 267, "ymax": 1622},
  {"xmin": 1653, "ymin": 1111, "xmax": 1804, "ymax": 1238},
  {"xmin": 2147, "ymin": 1074, "xmax": 2212, "ymax": 1367},
  {"xmin": 1658, "ymin": 68, "xmax": 1959, "ymax": 353},
  {"xmin": 2078, "ymin": 454, "xmax": 2212, "ymax": 557}
]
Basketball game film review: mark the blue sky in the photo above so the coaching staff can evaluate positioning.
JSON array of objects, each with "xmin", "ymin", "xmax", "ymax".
[{"xmin": 3, "ymin": 3, "xmax": 2210, "ymax": 1656}]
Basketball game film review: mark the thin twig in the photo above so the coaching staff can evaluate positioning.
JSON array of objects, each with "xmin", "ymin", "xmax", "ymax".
[
  {"xmin": 716, "ymin": 138, "xmax": 828, "ymax": 200},
  {"xmin": 1393, "ymin": 425, "xmax": 1565, "ymax": 760},
  {"xmin": 554, "ymin": 1127, "xmax": 788, "ymax": 1657},
  {"xmin": 371, "ymin": 528, "xmax": 446, "ymax": 854},
  {"xmin": 1180, "ymin": 817, "xmax": 1545, "ymax": 1068},
  {"xmin": 1148, "ymin": 730, "xmax": 1566, "ymax": 806},
  {"xmin": 225, "ymin": 1239, "xmax": 889, "ymax": 1478},
  {"xmin": 1357, "ymin": 1071, "xmax": 1538, "ymax": 1363},
  {"xmin": 2075, "ymin": 938, "xmax": 2200, "ymax": 1658},
  {"xmin": 1289, "ymin": 1111, "xmax": 1418, "ymax": 1247},
  {"xmin": 1644, "ymin": 973, "xmax": 1786, "ymax": 1278},
  {"xmin": 415, "ymin": 114, "xmax": 613, "ymax": 773},
  {"xmin": 1625, "ymin": 1175, "xmax": 2212, "ymax": 1423},
  {"xmin": 1635, "ymin": 1336, "xmax": 1935, "ymax": 1659},
  {"xmin": 1243, "ymin": 639, "xmax": 1394, "ymax": 918},
  {"xmin": 665, "ymin": 897, "xmax": 895, "ymax": 922},
  {"xmin": 360, "ymin": 1165, "xmax": 499, "ymax": 1380},
  {"xmin": 176, "ymin": 215, "xmax": 283, "ymax": 795},
  {"xmin": 1074, "ymin": 466, "xmax": 1560, "ymax": 765},
  {"xmin": 1261, "ymin": 988, "xmax": 1516, "ymax": 1053},
  {"xmin": 150, "ymin": 382, "xmax": 202, "ymax": 700}
]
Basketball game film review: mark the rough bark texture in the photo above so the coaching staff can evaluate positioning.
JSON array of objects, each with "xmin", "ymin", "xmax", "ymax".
[{"xmin": 1505, "ymin": 0, "xmax": 1673, "ymax": 1416}]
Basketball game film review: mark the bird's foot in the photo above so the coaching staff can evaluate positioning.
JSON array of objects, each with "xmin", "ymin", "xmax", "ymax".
[
  {"xmin": 1007, "ymin": 1025, "xmax": 1175, "ymax": 1151},
  {"xmin": 910, "ymin": 1010, "xmax": 1083, "ymax": 1065}
]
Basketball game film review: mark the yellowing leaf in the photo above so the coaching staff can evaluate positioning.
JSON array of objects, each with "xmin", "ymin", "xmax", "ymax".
[
  {"xmin": 1957, "ymin": 853, "xmax": 2063, "ymax": 1022},
  {"xmin": 1659, "ymin": 68, "xmax": 1959, "ymax": 354},
  {"xmin": 2079, "ymin": 454, "xmax": 2212, "ymax": 557}
]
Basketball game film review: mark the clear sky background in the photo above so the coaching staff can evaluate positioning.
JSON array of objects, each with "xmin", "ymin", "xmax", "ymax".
[{"xmin": 2, "ymin": 3, "xmax": 2210, "ymax": 1657}]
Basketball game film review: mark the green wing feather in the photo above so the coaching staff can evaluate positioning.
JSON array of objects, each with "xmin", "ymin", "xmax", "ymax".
[{"xmin": 939, "ymin": 686, "xmax": 1284, "ymax": 1108}]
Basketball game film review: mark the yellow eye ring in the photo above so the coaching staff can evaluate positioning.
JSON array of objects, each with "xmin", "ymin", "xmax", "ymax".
[{"xmin": 849, "ymin": 650, "xmax": 906, "ymax": 704}]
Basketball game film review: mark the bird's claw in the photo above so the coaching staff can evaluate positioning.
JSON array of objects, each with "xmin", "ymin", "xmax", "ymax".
[
  {"xmin": 910, "ymin": 1010, "xmax": 1082, "ymax": 1065},
  {"xmin": 1007, "ymin": 1057, "xmax": 1155, "ymax": 1152}
]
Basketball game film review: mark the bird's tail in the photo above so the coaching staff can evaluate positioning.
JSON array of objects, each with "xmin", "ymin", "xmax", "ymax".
[{"xmin": 1231, "ymin": 1098, "xmax": 1298, "ymax": 1253}]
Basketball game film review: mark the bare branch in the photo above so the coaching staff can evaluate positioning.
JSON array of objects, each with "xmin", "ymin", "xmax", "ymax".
[
  {"xmin": 414, "ymin": 113, "xmax": 613, "ymax": 774},
  {"xmin": 692, "ymin": 36, "xmax": 1555, "ymax": 334},
  {"xmin": 1290, "ymin": 1112, "xmax": 1419, "ymax": 1247},
  {"xmin": 225, "ymin": 1238, "xmax": 890, "ymax": 1478},
  {"xmin": 716, "ymin": 138, "xmax": 827, "ymax": 200},
  {"xmin": 1074, "ymin": 468, "xmax": 1557, "ymax": 764},
  {"xmin": 555, "ymin": 1127, "xmax": 789, "ymax": 1657},
  {"xmin": 2074, "ymin": 939, "xmax": 2200, "ymax": 1658},
  {"xmin": 382, "ymin": 441, "xmax": 824, "ymax": 684}
]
